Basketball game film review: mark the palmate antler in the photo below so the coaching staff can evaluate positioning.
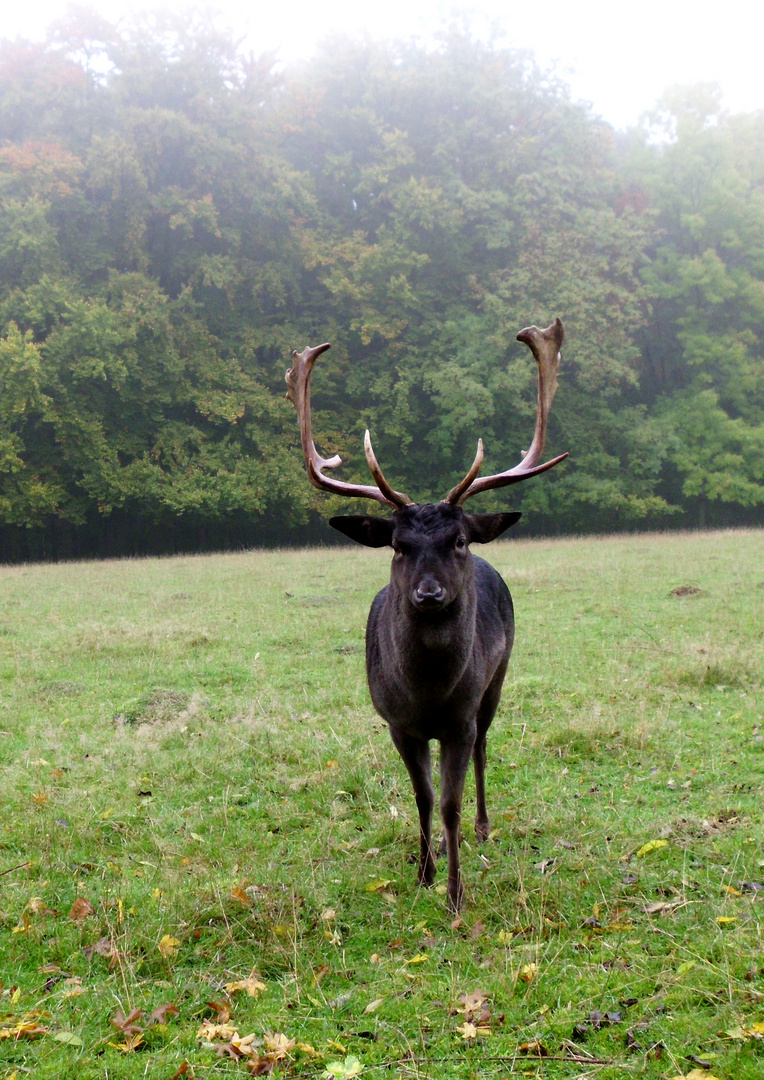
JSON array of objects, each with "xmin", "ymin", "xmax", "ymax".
[
  {"xmin": 286, "ymin": 320, "xmax": 568, "ymax": 509},
  {"xmin": 286, "ymin": 342, "xmax": 413, "ymax": 509},
  {"xmin": 443, "ymin": 318, "xmax": 569, "ymax": 504}
]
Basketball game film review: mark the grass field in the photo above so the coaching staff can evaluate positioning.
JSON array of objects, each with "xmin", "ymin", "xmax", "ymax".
[{"xmin": 1, "ymin": 528, "xmax": 763, "ymax": 1080}]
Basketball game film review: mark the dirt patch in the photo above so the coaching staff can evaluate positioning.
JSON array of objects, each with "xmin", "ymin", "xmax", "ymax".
[
  {"xmin": 117, "ymin": 688, "xmax": 190, "ymax": 726},
  {"xmin": 669, "ymin": 585, "xmax": 705, "ymax": 597}
]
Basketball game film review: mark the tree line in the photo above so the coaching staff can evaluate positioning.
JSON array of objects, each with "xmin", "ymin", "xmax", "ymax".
[{"xmin": 0, "ymin": 10, "xmax": 762, "ymax": 561}]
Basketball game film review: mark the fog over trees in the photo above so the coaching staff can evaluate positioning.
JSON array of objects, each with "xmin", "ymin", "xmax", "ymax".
[{"xmin": 0, "ymin": 10, "xmax": 762, "ymax": 560}]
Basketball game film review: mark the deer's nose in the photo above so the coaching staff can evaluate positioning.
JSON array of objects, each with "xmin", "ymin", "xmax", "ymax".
[{"xmin": 413, "ymin": 581, "xmax": 446, "ymax": 609}]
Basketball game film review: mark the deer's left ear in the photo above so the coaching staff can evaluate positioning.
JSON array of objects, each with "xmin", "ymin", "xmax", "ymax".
[
  {"xmin": 465, "ymin": 512, "xmax": 521, "ymax": 544},
  {"xmin": 329, "ymin": 515, "xmax": 395, "ymax": 548}
]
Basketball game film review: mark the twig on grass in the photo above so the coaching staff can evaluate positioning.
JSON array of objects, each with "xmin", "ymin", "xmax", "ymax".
[{"xmin": 0, "ymin": 860, "xmax": 32, "ymax": 876}]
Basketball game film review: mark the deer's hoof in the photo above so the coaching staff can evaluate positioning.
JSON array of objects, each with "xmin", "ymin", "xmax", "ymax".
[
  {"xmin": 447, "ymin": 880, "xmax": 465, "ymax": 913},
  {"xmin": 419, "ymin": 860, "xmax": 436, "ymax": 888}
]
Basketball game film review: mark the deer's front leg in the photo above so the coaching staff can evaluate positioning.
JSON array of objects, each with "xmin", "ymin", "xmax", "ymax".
[
  {"xmin": 439, "ymin": 732, "xmax": 477, "ymax": 912},
  {"xmin": 390, "ymin": 728, "xmax": 436, "ymax": 887}
]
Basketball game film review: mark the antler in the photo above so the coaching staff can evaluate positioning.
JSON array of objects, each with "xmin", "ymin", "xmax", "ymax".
[
  {"xmin": 286, "ymin": 343, "xmax": 413, "ymax": 509},
  {"xmin": 443, "ymin": 318, "xmax": 569, "ymax": 505}
]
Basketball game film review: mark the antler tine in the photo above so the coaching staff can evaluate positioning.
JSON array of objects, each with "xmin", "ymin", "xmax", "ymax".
[
  {"xmin": 443, "ymin": 439, "xmax": 484, "ymax": 504},
  {"xmin": 444, "ymin": 318, "xmax": 569, "ymax": 505},
  {"xmin": 364, "ymin": 430, "xmax": 414, "ymax": 507},
  {"xmin": 286, "ymin": 343, "xmax": 412, "ymax": 509}
]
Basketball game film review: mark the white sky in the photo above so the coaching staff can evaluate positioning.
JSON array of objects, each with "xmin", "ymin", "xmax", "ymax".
[{"xmin": 4, "ymin": 0, "xmax": 764, "ymax": 131}]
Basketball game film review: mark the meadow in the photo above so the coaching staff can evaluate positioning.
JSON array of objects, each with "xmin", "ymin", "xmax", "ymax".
[{"xmin": 0, "ymin": 528, "xmax": 762, "ymax": 1079}]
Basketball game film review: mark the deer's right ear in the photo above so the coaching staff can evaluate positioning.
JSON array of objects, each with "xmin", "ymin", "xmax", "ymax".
[{"xmin": 329, "ymin": 515, "xmax": 394, "ymax": 548}]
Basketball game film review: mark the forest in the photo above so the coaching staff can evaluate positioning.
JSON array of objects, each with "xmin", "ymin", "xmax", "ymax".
[{"xmin": 0, "ymin": 8, "xmax": 762, "ymax": 560}]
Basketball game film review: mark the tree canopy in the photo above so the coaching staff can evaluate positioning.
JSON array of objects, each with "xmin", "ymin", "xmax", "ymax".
[{"xmin": 0, "ymin": 11, "xmax": 761, "ymax": 560}]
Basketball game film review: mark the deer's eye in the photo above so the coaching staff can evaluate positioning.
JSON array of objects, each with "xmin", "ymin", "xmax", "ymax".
[{"xmin": 455, "ymin": 536, "xmax": 467, "ymax": 551}]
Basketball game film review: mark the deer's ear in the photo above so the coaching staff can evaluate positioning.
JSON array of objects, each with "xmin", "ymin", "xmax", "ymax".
[
  {"xmin": 465, "ymin": 512, "xmax": 522, "ymax": 544},
  {"xmin": 329, "ymin": 515, "xmax": 394, "ymax": 548}
]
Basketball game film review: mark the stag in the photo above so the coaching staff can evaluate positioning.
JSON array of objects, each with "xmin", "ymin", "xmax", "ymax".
[{"xmin": 286, "ymin": 321, "xmax": 567, "ymax": 910}]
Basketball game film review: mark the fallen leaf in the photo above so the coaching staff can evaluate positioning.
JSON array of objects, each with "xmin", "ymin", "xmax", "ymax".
[
  {"xmin": 68, "ymin": 897, "xmax": 95, "ymax": 921},
  {"xmin": 109, "ymin": 1033, "xmax": 144, "ymax": 1052},
  {"xmin": 363, "ymin": 998, "xmax": 384, "ymax": 1014},
  {"xmin": 0, "ymin": 1015, "xmax": 50, "ymax": 1040},
  {"xmin": 231, "ymin": 886, "xmax": 252, "ymax": 907},
  {"xmin": 263, "ymin": 1032, "xmax": 295, "ymax": 1060},
  {"xmin": 322, "ymin": 1055, "xmax": 363, "ymax": 1078},
  {"xmin": 404, "ymin": 954, "xmax": 429, "ymax": 965},
  {"xmin": 225, "ymin": 976, "xmax": 266, "ymax": 997},
  {"xmin": 148, "ymin": 1003, "xmax": 180, "ymax": 1025},
  {"xmin": 364, "ymin": 878, "xmax": 394, "ymax": 893},
  {"xmin": 52, "ymin": 1030, "xmax": 83, "ymax": 1046},
  {"xmin": 517, "ymin": 1040, "xmax": 549, "ymax": 1056},
  {"xmin": 518, "ymin": 963, "xmax": 538, "ymax": 983},
  {"xmin": 636, "ymin": 839, "xmax": 668, "ymax": 857},
  {"xmin": 197, "ymin": 1021, "xmax": 239, "ymax": 1041},
  {"xmin": 111, "ymin": 1008, "xmax": 144, "ymax": 1036},
  {"xmin": 158, "ymin": 934, "xmax": 181, "ymax": 958},
  {"xmin": 668, "ymin": 1072, "xmax": 723, "ymax": 1080}
]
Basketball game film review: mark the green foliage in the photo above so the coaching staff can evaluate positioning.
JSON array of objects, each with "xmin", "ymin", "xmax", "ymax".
[{"xmin": 0, "ymin": 14, "xmax": 761, "ymax": 556}]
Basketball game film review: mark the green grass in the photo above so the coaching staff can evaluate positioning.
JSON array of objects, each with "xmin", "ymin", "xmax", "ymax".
[{"xmin": 1, "ymin": 528, "xmax": 763, "ymax": 1079}]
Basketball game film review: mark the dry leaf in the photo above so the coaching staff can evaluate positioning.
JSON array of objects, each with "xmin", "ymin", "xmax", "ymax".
[
  {"xmin": 518, "ymin": 1040, "xmax": 549, "ymax": 1056},
  {"xmin": 225, "ymin": 976, "xmax": 266, "ymax": 997},
  {"xmin": 68, "ymin": 897, "xmax": 95, "ymax": 921},
  {"xmin": 231, "ymin": 886, "xmax": 252, "ymax": 907},
  {"xmin": 518, "ymin": 963, "xmax": 538, "ymax": 983},
  {"xmin": 263, "ymin": 1032, "xmax": 295, "ymax": 1060}
]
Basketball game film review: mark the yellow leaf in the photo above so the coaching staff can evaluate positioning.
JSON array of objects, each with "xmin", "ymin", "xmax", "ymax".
[
  {"xmin": 518, "ymin": 963, "xmax": 538, "ymax": 983},
  {"xmin": 456, "ymin": 1022, "xmax": 478, "ymax": 1040},
  {"xmin": 715, "ymin": 916, "xmax": 737, "ymax": 924},
  {"xmin": 404, "ymin": 954, "xmax": 429, "ymax": 965},
  {"xmin": 722, "ymin": 884, "xmax": 742, "ymax": 895},
  {"xmin": 364, "ymin": 878, "xmax": 394, "ymax": 893},
  {"xmin": 158, "ymin": 934, "xmax": 180, "ymax": 958},
  {"xmin": 197, "ymin": 1021, "xmax": 239, "ymax": 1041},
  {"xmin": 668, "ymin": 1072, "xmax": 723, "ymax": 1080},
  {"xmin": 326, "ymin": 759, "xmax": 339, "ymax": 769},
  {"xmin": 225, "ymin": 976, "xmax": 266, "ymax": 997},
  {"xmin": 108, "ymin": 1034, "xmax": 144, "ymax": 1053},
  {"xmin": 636, "ymin": 839, "xmax": 668, "ymax": 857},
  {"xmin": 364, "ymin": 998, "xmax": 384, "ymax": 1014}
]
